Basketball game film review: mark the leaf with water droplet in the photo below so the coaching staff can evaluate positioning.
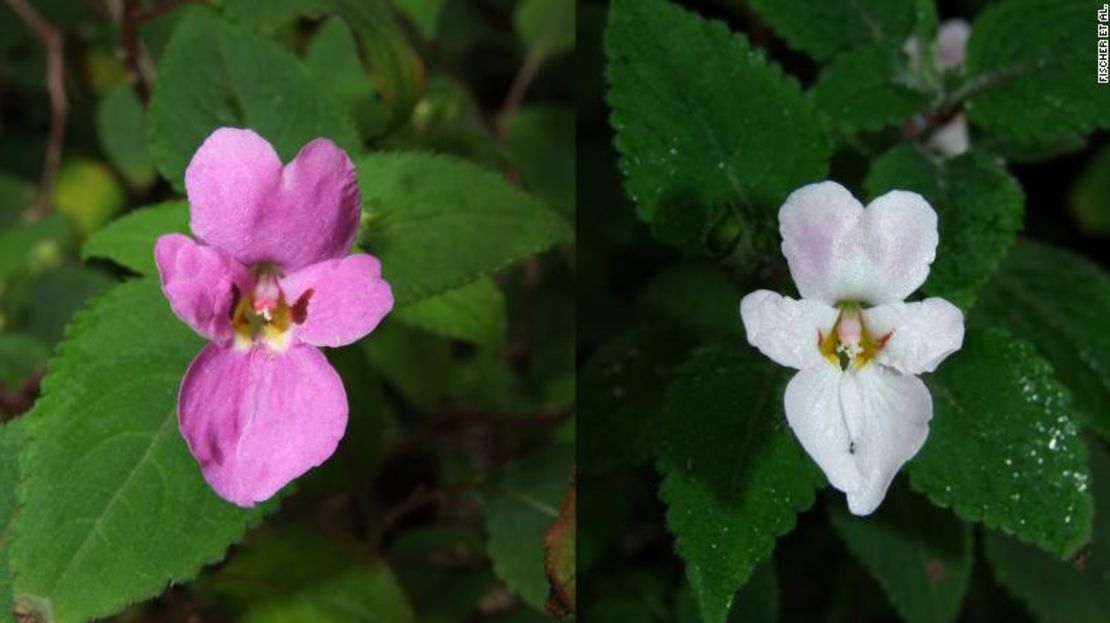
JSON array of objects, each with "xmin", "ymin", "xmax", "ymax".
[
  {"xmin": 657, "ymin": 339, "xmax": 822, "ymax": 623},
  {"xmin": 909, "ymin": 328, "xmax": 1093, "ymax": 557},
  {"xmin": 984, "ymin": 441, "xmax": 1110, "ymax": 622},
  {"xmin": 605, "ymin": 0, "xmax": 827, "ymax": 243},
  {"xmin": 972, "ymin": 240, "xmax": 1110, "ymax": 441}
]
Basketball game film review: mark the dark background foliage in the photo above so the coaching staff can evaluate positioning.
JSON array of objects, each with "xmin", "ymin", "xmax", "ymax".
[{"xmin": 579, "ymin": 0, "xmax": 1110, "ymax": 621}]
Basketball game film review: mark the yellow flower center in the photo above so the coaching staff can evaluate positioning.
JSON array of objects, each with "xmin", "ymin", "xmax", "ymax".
[
  {"xmin": 229, "ymin": 267, "xmax": 310, "ymax": 353},
  {"xmin": 819, "ymin": 304, "xmax": 889, "ymax": 370}
]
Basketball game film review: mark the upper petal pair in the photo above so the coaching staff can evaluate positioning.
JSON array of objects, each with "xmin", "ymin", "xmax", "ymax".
[
  {"xmin": 779, "ymin": 182, "xmax": 938, "ymax": 306},
  {"xmin": 184, "ymin": 128, "xmax": 361, "ymax": 272},
  {"xmin": 154, "ymin": 234, "xmax": 392, "ymax": 349}
]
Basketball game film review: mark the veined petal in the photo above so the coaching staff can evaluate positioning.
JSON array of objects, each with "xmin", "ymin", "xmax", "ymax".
[
  {"xmin": 279, "ymin": 254, "xmax": 393, "ymax": 348},
  {"xmin": 784, "ymin": 365, "xmax": 862, "ymax": 493},
  {"xmin": 780, "ymin": 182, "xmax": 938, "ymax": 305},
  {"xmin": 864, "ymin": 298, "xmax": 965, "ymax": 374},
  {"xmin": 178, "ymin": 343, "xmax": 348, "ymax": 507},
  {"xmin": 839, "ymin": 366, "xmax": 932, "ymax": 515},
  {"xmin": 186, "ymin": 128, "xmax": 360, "ymax": 272},
  {"xmin": 154, "ymin": 233, "xmax": 250, "ymax": 343},
  {"xmin": 740, "ymin": 290, "xmax": 838, "ymax": 370}
]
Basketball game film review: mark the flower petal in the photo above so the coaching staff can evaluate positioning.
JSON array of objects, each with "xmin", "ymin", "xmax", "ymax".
[
  {"xmin": 178, "ymin": 343, "xmax": 348, "ymax": 507},
  {"xmin": 864, "ymin": 297, "xmax": 965, "ymax": 374},
  {"xmin": 779, "ymin": 181, "xmax": 865, "ymax": 303},
  {"xmin": 186, "ymin": 128, "xmax": 360, "ymax": 271},
  {"xmin": 937, "ymin": 19, "xmax": 971, "ymax": 70},
  {"xmin": 784, "ymin": 364, "xmax": 862, "ymax": 493},
  {"xmin": 740, "ymin": 290, "xmax": 839, "ymax": 369},
  {"xmin": 929, "ymin": 112, "xmax": 969, "ymax": 158},
  {"xmin": 279, "ymin": 253, "xmax": 393, "ymax": 348},
  {"xmin": 839, "ymin": 365, "xmax": 932, "ymax": 515},
  {"xmin": 154, "ymin": 233, "xmax": 250, "ymax": 344},
  {"xmin": 780, "ymin": 181, "xmax": 938, "ymax": 305}
]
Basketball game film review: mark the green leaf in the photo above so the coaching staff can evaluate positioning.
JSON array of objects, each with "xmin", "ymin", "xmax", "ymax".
[
  {"xmin": 657, "ymin": 339, "xmax": 821, "ymax": 623},
  {"xmin": 393, "ymin": 0, "xmax": 445, "ymax": 41},
  {"xmin": 829, "ymin": 485, "xmax": 973, "ymax": 623},
  {"xmin": 675, "ymin": 561, "xmax": 778, "ymax": 623},
  {"xmin": 393, "ymin": 277, "xmax": 506, "ymax": 347},
  {"xmin": 505, "ymin": 106, "xmax": 575, "ymax": 218},
  {"xmin": 0, "ymin": 214, "xmax": 72, "ymax": 283},
  {"xmin": 0, "ymin": 332, "xmax": 48, "ymax": 387},
  {"xmin": 149, "ymin": 8, "xmax": 360, "ymax": 191},
  {"xmin": 640, "ymin": 262, "xmax": 741, "ymax": 337},
  {"xmin": 329, "ymin": 0, "xmax": 425, "ymax": 130},
  {"xmin": 208, "ymin": 525, "xmax": 415, "ymax": 623},
  {"xmin": 221, "ymin": 0, "xmax": 327, "ymax": 33},
  {"xmin": 908, "ymin": 328, "xmax": 1093, "ymax": 557},
  {"xmin": 605, "ymin": 0, "xmax": 828, "ymax": 224},
  {"xmin": 6, "ymin": 266, "xmax": 117, "ymax": 346},
  {"xmin": 10, "ymin": 280, "xmax": 274, "ymax": 623},
  {"xmin": 483, "ymin": 443, "xmax": 573, "ymax": 612},
  {"xmin": 964, "ymin": 0, "xmax": 1110, "ymax": 142},
  {"xmin": 96, "ymin": 85, "xmax": 155, "ymax": 189},
  {"xmin": 865, "ymin": 145, "xmax": 1023, "ymax": 309},
  {"xmin": 812, "ymin": 43, "xmax": 926, "ymax": 136},
  {"xmin": 81, "ymin": 200, "xmax": 189, "ymax": 276},
  {"xmin": 972, "ymin": 240, "xmax": 1110, "ymax": 441},
  {"xmin": 579, "ymin": 327, "xmax": 690, "ymax": 474},
  {"xmin": 0, "ymin": 418, "xmax": 25, "ymax": 613},
  {"xmin": 0, "ymin": 171, "xmax": 31, "ymax": 227},
  {"xmin": 382, "ymin": 74, "xmax": 501, "ymax": 168},
  {"xmin": 389, "ymin": 526, "xmax": 492, "ymax": 623},
  {"xmin": 362, "ymin": 320, "xmax": 450, "ymax": 411},
  {"xmin": 356, "ymin": 152, "xmax": 571, "ymax": 305},
  {"xmin": 515, "ymin": 0, "xmax": 574, "ymax": 62},
  {"xmin": 984, "ymin": 442, "xmax": 1110, "ymax": 623},
  {"xmin": 1069, "ymin": 143, "xmax": 1110, "ymax": 236},
  {"xmin": 747, "ymin": 0, "xmax": 914, "ymax": 62},
  {"xmin": 303, "ymin": 16, "xmax": 387, "ymax": 139}
]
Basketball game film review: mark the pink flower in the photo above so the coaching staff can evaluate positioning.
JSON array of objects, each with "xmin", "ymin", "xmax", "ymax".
[{"xmin": 154, "ymin": 128, "xmax": 393, "ymax": 507}]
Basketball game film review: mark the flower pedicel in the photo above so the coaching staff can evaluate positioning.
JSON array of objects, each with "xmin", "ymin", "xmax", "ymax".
[{"xmin": 154, "ymin": 127, "xmax": 393, "ymax": 507}]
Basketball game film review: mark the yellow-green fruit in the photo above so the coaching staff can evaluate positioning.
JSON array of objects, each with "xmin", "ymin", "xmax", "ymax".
[{"xmin": 52, "ymin": 159, "xmax": 125, "ymax": 237}]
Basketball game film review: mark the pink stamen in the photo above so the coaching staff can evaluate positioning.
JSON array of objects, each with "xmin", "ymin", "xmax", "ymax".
[
  {"xmin": 251, "ymin": 273, "xmax": 282, "ymax": 318},
  {"xmin": 838, "ymin": 311, "xmax": 862, "ymax": 346}
]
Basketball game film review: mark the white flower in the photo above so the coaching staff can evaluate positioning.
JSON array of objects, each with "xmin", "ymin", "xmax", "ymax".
[
  {"xmin": 904, "ymin": 19, "xmax": 972, "ymax": 158},
  {"xmin": 740, "ymin": 182, "xmax": 964, "ymax": 516}
]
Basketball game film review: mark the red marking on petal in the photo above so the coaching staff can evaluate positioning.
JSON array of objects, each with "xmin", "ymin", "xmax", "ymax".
[
  {"xmin": 228, "ymin": 285, "xmax": 241, "ymax": 320},
  {"xmin": 291, "ymin": 288, "xmax": 314, "ymax": 325}
]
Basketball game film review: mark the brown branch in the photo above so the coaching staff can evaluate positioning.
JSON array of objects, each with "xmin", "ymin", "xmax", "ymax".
[
  {"xmin": 6, "ymin": 0, "xmax": 67, "ymax": 221},
  {"xmin": 111, "ymin": 0, "xmax": 200, "ymax": 105},
  {"xmin": 116, "ymin": 0, "xmax": 152, "ymax": 103},
  {"xmin": 134, "ymin": 0, "xmax": 200, "ymax": 22},
  {"xmin": 379, "ymin": 481, "xmax": 483, "ymax": 534},
  {"xmin": 495, "ymin": 51, "xmax": 542, "ymax": 140}
]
